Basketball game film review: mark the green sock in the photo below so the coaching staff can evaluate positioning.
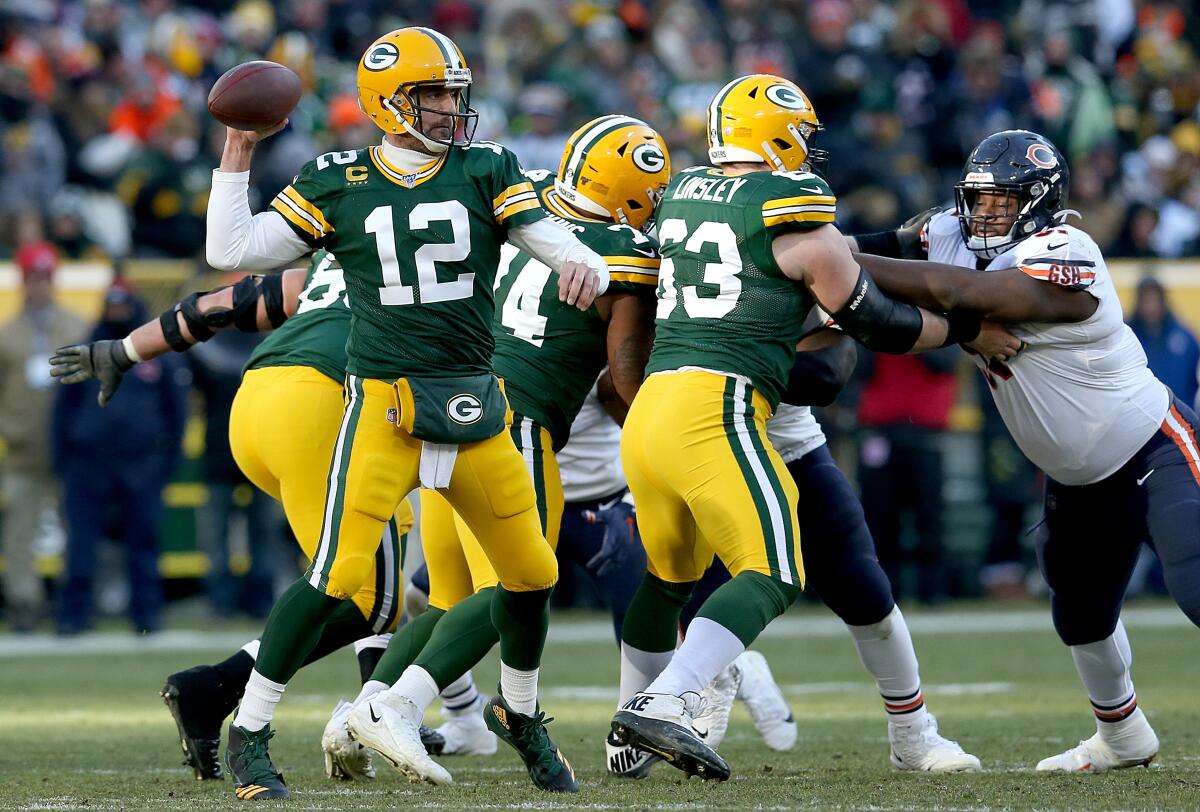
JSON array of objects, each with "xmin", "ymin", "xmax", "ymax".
[
  {"xmin": 490, "ymin": 585, "xmax": 550, "ymax": 671},
  {"xmin": 414, "ymin": 587, "xmax": 500, "ymax": 688},
  {"xmin": 696, "ymin": 571, "xmax": 800, "ymax": 647},
  {"xmin": 301, "ymin": 600, "xmax": 375, "ymax": 667},
  {"xmin": 369, "ymin": 607, "xmax": 445, "ymax": 685},
  {"xmin": 621, "ymin": 573, "xmax": 695, "ymax": 652},
  {"xmin": 253, "ymin": 578, "xmax": 342, "ymax": 683}
]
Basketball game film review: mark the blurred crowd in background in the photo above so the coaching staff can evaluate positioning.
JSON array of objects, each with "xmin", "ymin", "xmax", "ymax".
[
  {"xmin": 1, "ymin": 0, "xmax": 1199, "ymax": 259},
  {"xmin": 1, "ymin": 0, "xmax": 1200, "ymax": 634}
]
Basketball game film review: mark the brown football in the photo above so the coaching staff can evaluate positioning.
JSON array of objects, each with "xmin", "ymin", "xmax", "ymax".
[{"xmin": 207, "ymin": 61, "xmax": 302, "ymax": 131}]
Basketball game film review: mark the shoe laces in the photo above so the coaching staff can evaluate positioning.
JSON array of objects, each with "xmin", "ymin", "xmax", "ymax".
[
  {"xmin": 240, "ymin": 729, "xmax": 283, "ymax": 782},
  {"xmin": 514, "ymin": 711, "xmax": 561, "ymax": 774}
]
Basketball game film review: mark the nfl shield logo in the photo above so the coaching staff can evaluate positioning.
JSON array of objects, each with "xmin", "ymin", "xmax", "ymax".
[{"xmin": 386, "ymin": 408, "xmax": 398, "ymax": 424}]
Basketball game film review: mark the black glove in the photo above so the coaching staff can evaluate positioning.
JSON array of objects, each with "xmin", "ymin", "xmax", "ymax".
[
  {"xmin": 49, "ymin": 339, "xmax": 136, "ymax": 407},
  {"xmin": 896, "ymin": 206, "xmax": 941, "ymax": 259},
  {"xmin": 583, "ymin": 497, "xmax": 637, "ymax": 578}
]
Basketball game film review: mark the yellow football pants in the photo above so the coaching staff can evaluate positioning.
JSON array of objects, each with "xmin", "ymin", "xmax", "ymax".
[
  {"xmin": 422, "ymin": 415, "xmax": 563, "ymax": 611},
  {"xmin": 308, "ymin": 375, "xmax": 557, "ymax": 605},
  {"xmin": 228, "ymin": 366, "xmax": 411, "ymax": 632},
  {"xmin": 621, "ymin": 370, "xmax": 804, "ymax": 586}
]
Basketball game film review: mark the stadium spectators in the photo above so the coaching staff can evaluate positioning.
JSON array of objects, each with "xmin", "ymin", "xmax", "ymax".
[
  {"xmin": 0, "ymin": 242, "xmax": 86, "ymax": 631},
  {"xmin": 856, "ymin": 350, "xmax": 959, "ymax": 605},
  {"xmin": 0, "ymin": 0, "xmax": 1196, "ymax": 260},
  {"xmin": 1128, "ymin": 276, "xmax": 1200, "ymax": 409},
  {"xmin": 52, "ymin": 282, "xmax": 187, "ymax": 634}
]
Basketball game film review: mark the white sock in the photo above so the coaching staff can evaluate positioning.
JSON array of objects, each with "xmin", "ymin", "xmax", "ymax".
[
  {"xmin": 646, "ymin": 618, "xmax": 744, "ymax": 698},
  {"xmin": 354, "ymin": 679, "xmax": 388, "ymax": 706},
  {"xmin": 232, "ymin": 670, "xmax": 286, "ymax": 732},
  {"xmin": 240, "ymin": 639, "xmax": 261, "ymax": 659},
  {"xmin": 390, "ymin": 665, "xmax": 440, "ymax": 713},
  {"xmin": 619, "ymin": 642, "xmax": 675, "ymax": 707},
  {"xmin": 440, "ymin": 671, "xmax": 479, "ymax": 711},
  {"xmin": 846, "ymin": 605, "xmax": 927, "ymax": 727},
  {"xmin": 1070, "ymin": 621, "xmax": 1138, "ymax": 733},
  {"xmin": 500, "ymin": 662, "xmax": 538, "ymax": 715},
  {"xmin": 352, "ymin": 633, "xmax": 392, "ymax": 655}
]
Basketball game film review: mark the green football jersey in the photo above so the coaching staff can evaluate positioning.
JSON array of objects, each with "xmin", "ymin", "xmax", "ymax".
[
  {"xmin": 491, "ymin": 171, "xmax": 660, "ymax": 450},
  {"xmin": 245, "ymin": 250, "xmax": 349, "ymax": 384},
  {"xmin": 271, "ymin": 141, "xmax": 545, "ymax": 380},
  {"xmin": 646, "ymin": 166, "xmax": 837, "ymax": 409}
]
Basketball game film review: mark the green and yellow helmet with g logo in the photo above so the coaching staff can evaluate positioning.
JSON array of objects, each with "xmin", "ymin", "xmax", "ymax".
[
  {"xmin": 707, "ymin": 74, "xmax": 825, "ymax": 172},
  {"xmin": 357, "ymin": 27, "xmax": 478, "ymax": 151},
  {"xmin": 555, "ymin": 115, "xmax": 671, "ymax": 231}
]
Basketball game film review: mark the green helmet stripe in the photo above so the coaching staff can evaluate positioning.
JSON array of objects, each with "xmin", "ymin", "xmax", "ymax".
[
  {"xmin": 709, "ymin": 78, "xmax": 741, "ymax": 147},
  {"xmin": 415, "ymin": 27, "xmax": 459, "ymax": 70},
  {"xmin": 562, "ymin": 115, "xmax": 642, "ymax": 187}
]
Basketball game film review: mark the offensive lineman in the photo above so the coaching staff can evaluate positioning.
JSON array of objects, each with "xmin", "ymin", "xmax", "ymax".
[
  {"xmin": 855, "ymin": 129, "xmax": 1200, "ymax": 773},
  {"xmin": 201, "ymin": 27, "xmax": 608, "ymax": 798},
  {"xmin": 607, "ymin": 74, "xmax": 992, "ymax": 780}
]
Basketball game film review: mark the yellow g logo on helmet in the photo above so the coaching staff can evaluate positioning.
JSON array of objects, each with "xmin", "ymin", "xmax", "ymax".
[
  {"xmin": 555, "ymin": 115, "xmax": 671, "ymax": 231},
  {"xmin": 356, "ymin": 27, "xmax": 477, "ymax": 150},
  {"xmin": 708, "ymin": 74, "xmax": 824, "ymax": 172}
]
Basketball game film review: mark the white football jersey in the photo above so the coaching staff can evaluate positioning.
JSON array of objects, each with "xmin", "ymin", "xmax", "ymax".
[
  {"xmin": 766, "ymin": 403, "xmax": 827, "ymax": 464},
  {"xmin": 924, "ymin": 210, "xmax": 1169, "ymax": 485},
  {"xmin": 557, "ymin": 388, "xmax": 627, "ymax": 503}
]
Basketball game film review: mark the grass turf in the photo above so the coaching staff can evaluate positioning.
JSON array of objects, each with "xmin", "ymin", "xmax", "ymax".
[{"xmin": 1, "ymin": 604, "xmax": 1197, "ymax": 811}]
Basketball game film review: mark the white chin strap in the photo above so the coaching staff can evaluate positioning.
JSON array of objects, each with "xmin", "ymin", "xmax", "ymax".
[{"xmin": 400, "ymin": 119, "xmax": 450, "ymax": 154}]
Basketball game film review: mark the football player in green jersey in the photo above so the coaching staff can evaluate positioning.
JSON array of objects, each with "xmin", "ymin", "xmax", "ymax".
[
  {"xmin": 49, "ymin": 253, "xmax": 427, "ymax": 783},
  {"xmin": 608, "ymin": 74, "xmax": 987, "ymax": 781},
  {"xmin": 202, "ymin": 27, "xmax": 609, "ymax": 797},
  {"xmin": 347, "ymin": 115, "xmax": 667, "ymax": 772}
]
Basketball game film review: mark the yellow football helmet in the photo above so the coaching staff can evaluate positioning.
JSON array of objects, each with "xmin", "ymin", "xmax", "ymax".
[
  {"xmin": 707, "ymin": 74, "xmax": 825, "ymax": 172},
  {"xmin": 357, "ymin": 27, "xmax": 477, "ymax": 150},
  {"xmin": 555, "ymin": 115, "xmax": 671, "ymax": 231}
]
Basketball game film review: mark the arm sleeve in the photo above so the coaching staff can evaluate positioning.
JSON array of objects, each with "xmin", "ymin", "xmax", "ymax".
[
  {"xmin": 206, "ymin": 170, "xmax": 310, "ymax": 271},
  {"xmin": 509, "ymin": 218, "xmax": 610, "ymax": 293}
]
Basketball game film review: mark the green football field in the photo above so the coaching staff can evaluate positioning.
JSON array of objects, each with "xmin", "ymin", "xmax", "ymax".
[{"xmin": 2, "ymin": 602, "xmax": 1197, "ymax": 811}]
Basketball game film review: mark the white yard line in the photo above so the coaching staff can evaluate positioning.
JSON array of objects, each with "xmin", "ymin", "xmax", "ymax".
[{"xmin": 0, "ymin": 606, "xmax": 1190, "ymax": 658}]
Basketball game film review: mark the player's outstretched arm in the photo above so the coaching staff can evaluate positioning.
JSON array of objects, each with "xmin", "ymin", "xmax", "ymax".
[
  {"xmin": 774, "ymin": 225, "xmax": 982, "ymax": 354},
  {"xmin": 508, "ymin": 219, "xmax": 610, "ymax": 310},
  {"xmin": 49, "ymin": 268, "xmax": 307, "ymax": 406},
  {"xmin": 845, "ymin": 206, "xmax": 940, "ymax": 258},
  {"xmin": 853, "ymin": 253, "xmax": 1098, "ymax": 324},
  {"xmin": 207, "ymin": 124, "xmax": 310, "ymax": 272}
]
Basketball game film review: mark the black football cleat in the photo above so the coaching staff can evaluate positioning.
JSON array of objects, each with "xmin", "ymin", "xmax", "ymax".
[
  {"xmin": 161, "ymin": 665, "xmax": 241, "ymax": 780},
  {"xmin": 484, "ymin": 691, "xmax": 578, "ymax": 792},
  {"xmin": 226, "ymin": 724, "xmax": 289, "ymax": 800},
  {"xmin": 420, "ymin": 723, "xmax": 447, "ymax": 755}
]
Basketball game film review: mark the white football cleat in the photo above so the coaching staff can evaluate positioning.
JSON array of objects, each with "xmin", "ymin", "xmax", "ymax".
[
  {"xmin": 605, "ymin": 730, "xmax": 660, "ymax": 778},
  {"xmin": 889, "ymin": 714, "xmax": 981, "ymax": 773},
  {"xmin": 693, "ymin": 663, "xmax": 741, "ymax": 749},
  {"xmin": 735, "ymin": 651, "xmax": 797, "ymax": 751},
  {"xmin": 346, "ymin": 692, "xmax": 452, "ymax": 785},
  {"xmin": 1036, "ymin": 710, "xmax": 1158, "ymax": 773},
  {"xmin": 433, "ymin": 695, "xmax": 497, "ymax": 756},
  {"xmin": 611, "ymin": 691, "xmax": 730, "ymax": 781},
  {"xmin": 323, "ymin": 700, "xmax": 376, "ymax": 781}
]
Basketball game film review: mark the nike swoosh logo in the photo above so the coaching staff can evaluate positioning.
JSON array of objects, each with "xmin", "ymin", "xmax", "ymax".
[
  {"xmin": 632, "ymin": 247, "xmax": 656, "ymax": 256},
  {"xmin": 1046, "ymin": 242, "xmax": 1067, "ymax": 250},
  {"xmin": 369, "ymin": 704, "xmax": 381, "ymax": 724},
  {"xmin": 1137, "ymin": 469, "xmax": 1155, "ymax": 486},
  {"xmin": 798, "ymin": 185, "xmax": 826, "ymax": 194}
]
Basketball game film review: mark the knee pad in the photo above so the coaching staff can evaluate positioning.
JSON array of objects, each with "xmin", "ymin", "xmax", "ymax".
[{"xmin": 323, "ymin": 551, "xmax": 375, "ymax": 601}]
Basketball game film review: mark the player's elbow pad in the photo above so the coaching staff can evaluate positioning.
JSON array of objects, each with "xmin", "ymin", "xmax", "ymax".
[
  {"xmin": 831, "ymin": 266, "xmax": 924, "ymax": 354},
  {"xmin": 781, "ymin": 341, "xmax": 857, "ymax": 407}
]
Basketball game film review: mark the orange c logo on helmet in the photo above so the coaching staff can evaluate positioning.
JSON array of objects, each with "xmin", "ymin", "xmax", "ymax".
[{"xmin": 1026, "ymin": 144, "xmax": 1058, "ymax": 169}]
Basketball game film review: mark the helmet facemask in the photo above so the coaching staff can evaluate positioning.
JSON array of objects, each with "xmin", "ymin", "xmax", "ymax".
[
  {"xmin": 383, "ymin": 80, "xmax": 478, "ymax": 152},
  {"xmin": 955, "ymin": 180, "xmax": 1050, "ymax": 259}
]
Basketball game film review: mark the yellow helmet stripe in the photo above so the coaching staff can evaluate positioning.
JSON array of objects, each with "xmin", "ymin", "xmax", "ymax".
[
  {"xmin": 414, "ymin": 27, "xmax": 462, "ymax": 71},
  {"xmin": 562, "ymin": 115, "xmax": 644, "ymax": 187},
  {"xmin": 709, "ymin": 77, "xmax": 742, "ymax": 147}
]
